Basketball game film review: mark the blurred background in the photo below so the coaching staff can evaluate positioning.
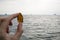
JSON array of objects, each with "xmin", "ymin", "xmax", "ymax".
[{"xmin": 0, "ymin": 0, "xmax": 60, "ymax": 15}]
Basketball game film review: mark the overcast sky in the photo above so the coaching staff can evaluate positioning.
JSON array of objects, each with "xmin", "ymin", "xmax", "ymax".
[{"xmin": 0, "ymin": 0, "xmax": 60, "ymax": 15}]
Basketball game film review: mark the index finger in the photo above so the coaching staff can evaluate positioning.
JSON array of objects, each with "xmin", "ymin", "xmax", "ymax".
[
  {"xmin": 8, "ymin": 13, "xmax": 19, "ymax": 21},
  {"xmin": 0, "ymin": 13, "xmax": 19, "ymax": 33}
]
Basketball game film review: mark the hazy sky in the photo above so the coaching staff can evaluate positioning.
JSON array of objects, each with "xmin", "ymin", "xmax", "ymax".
[{"xmin": 0, "ymin": 0, "xmax": 60, "ymax": 15}]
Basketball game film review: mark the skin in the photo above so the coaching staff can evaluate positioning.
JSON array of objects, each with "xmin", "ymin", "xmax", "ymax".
[{"xmin": 0, "ymin": 13, "xmax": 23, "ymax": 40}]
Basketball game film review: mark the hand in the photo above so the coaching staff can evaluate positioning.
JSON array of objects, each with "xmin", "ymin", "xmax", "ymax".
[{"xmin": 0, "ymin": 13, "xmax": 23, "ymax": 40}]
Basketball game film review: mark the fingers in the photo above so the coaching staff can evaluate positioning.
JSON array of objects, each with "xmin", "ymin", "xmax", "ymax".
[
  {"xmin": 1, "ymin": 13, "xmax": 19, "ymax": 27},
  {"xmin": 0, "ymin": 13, "xmax": 19, "ymax": 34},
  {"xmin": 8, "ymin": 13, "xmax": 19, "ymax": 21},
  {"xmin": 13, "ymin": 22, "xmax": 23, "ymax": 39},
  {"xmin": 1, "ymin": 13, "xmax": 19, "ymax": 25}
]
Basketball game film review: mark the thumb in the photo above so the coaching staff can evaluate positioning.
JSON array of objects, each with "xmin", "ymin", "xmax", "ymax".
[{"xmin": 12, "ymin": 23, "xmax": 23, "ymax": 40}]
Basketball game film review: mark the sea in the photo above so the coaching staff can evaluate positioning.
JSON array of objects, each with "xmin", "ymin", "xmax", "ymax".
[{"xmin": 0, "ymin": 15, "xmax": 60, "ymax": 40}]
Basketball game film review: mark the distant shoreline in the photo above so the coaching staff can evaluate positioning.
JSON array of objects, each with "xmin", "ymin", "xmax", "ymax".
[{"xmin": 0, "ymin": 15, "xmax": 60, "ymax": 16}]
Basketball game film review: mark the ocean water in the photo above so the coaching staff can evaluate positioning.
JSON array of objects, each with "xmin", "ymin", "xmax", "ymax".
[{"xmin": 1, "ymin": 15, "xmax": 60, "ymax": 40}]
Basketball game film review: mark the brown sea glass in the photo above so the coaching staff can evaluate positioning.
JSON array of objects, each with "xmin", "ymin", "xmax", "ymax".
[{"xmin": 17, "ymin": 13, "xmax": 23, "ymax": 23}]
